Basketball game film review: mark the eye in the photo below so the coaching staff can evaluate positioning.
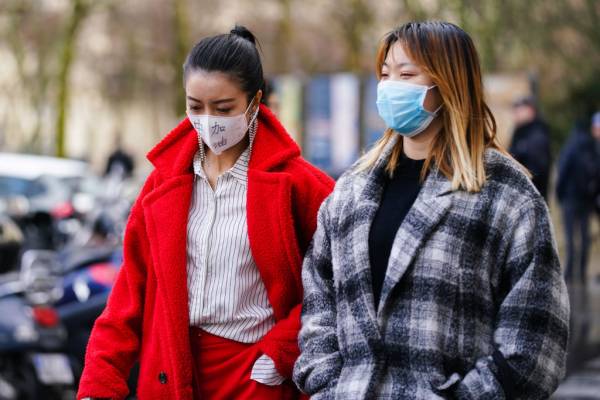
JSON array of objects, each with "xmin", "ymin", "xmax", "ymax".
[{"xmin": 216, "ymin": 108, "xmax": 233, "ymax": 114}]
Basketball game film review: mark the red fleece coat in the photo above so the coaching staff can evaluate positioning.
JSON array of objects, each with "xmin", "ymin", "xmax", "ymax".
[{"xmin": 77, "ymin": 105, "xmax": 334, "ymax": 400}]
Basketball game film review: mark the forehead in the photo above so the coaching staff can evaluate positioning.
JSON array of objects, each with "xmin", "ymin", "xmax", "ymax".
[
  {"xmin": 185, "ymin": 70, "xmax": 244, "ymax": 98},
  {"xmin": 383, "ymin": 41, "xmax": 416, "ymax": 68}
]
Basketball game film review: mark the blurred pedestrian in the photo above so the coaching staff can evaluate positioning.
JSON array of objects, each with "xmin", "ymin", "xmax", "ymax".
[
  {"xmin": 509, "ymin": 96, "xmax": 552, "ymax": 200},
  {"xmin": 294, "ymin": 21, "xmax": 569, "ymax": 399},
  {"xmin": 557, "ymin": 115, "xmax": 600, "ymax": 284},
  {"xmin": 78, "ymin": 25, "xmax": 333, "ymax": 400},
  {"xmin": 592, "ymin": 111, "xmax": 600, "ymax": 226},
  {"xmin": 104, "ymin": 134, "xmax": 135, "ymax": 179}
]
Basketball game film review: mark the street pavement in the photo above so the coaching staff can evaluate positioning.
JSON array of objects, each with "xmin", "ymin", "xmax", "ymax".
[{"xmin": 553, "ymin": 356, "xmax": 600, "ymax": 399}]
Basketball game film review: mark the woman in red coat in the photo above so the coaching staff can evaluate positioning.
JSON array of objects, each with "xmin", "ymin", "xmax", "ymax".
[{"xmin": 77, "ymin": 25, "xmax": 333, "ymax": 400}]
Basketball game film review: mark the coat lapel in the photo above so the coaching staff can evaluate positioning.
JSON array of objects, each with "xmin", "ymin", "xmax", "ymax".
[
  {"xmin": 246, "ymin": 170, "xmax": 303, "ymax": 320},
  {"xmin": 377, "ymin": 168, "xmax": 453, "ymax": 316},
  {"xmin": 347, "ymin": 133, "xmax": 454, "ymax": 336},
  {"xmin": 142, "ymin": 174, "xmax": 194, "ymax": 371},
  {"xmin": 345, "ymin": 135, "xmax": 402, "ymax": 348}
]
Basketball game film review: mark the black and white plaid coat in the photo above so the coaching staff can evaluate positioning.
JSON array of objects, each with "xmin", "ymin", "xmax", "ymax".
[{"xmin": 293, "ymin": 134, "xmax": 569, "ymax": 399}]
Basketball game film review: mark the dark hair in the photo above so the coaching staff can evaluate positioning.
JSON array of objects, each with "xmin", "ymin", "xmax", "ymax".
[
  {"xmin": 183, "ymin": 25, "xmax": 264, "ymax": 102},
  {"xmin": 262, "ymin": 78, "xmax": 274, "ymax": 105}
]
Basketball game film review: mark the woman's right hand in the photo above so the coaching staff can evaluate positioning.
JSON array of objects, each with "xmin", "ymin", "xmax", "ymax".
[{"xmin": 81, "ymin": 398, "xmax": 112, "ymax": 400}]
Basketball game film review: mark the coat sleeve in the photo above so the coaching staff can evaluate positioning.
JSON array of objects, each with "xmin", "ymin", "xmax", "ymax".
[
  {"xmin": 449, "ymin": 197, "xmax": 569, "ymax": 400},
  {"xmin": 293, "ymin": 196, "xmax": 343, "ymax": 399},
  {"xmin": 77, "ymin": 174, "xmax": 156, "ymax": 400},
  {"xmin": 256, "ymin": 173, "xmax": 334, "ymax": 381},
  {"xmin": 256, "ymin": 304, "xmax": 303, "ymax": 379}
]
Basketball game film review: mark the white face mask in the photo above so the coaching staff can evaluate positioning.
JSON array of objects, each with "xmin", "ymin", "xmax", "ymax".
[{"xmin": 188, "ymin": 97, "xmax": 258, "ymax": 155}]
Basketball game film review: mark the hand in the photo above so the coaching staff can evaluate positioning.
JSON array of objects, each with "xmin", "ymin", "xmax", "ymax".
[{"xmin": 81, "ymin": 398, "xmax": 112, "ymax": 400}]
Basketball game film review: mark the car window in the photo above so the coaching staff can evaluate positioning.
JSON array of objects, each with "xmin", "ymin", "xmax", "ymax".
[
  {"xmin": 0, "ymin": 176, "xmax": 47, "ymax": 198},
  {"xmin": 26, "ymin": 180, "xmax": 46, "ymax": 197}
]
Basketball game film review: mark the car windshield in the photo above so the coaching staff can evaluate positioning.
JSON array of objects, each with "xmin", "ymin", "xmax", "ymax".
[{"xmin": 0, "ymin": 176, "xmax": 46, "ymax": 198}]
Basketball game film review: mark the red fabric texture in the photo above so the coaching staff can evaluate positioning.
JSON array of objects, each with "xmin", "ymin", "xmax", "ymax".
[
  {"xmin": 77, "ymin": 105, "xmax": 334, "ymax": 400},
  {"xmin": 190, "ymin": 327, "xmax": 298, "ymax": 399}
]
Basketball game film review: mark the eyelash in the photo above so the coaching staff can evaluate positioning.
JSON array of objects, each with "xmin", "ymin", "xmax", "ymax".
[
  {"xmin": 380, "ymin": 72, "xmax": 415, "ymax": 78},
  {"xmin": 189, "ymin": 106, "xmax": 232, "ymax": 114}
]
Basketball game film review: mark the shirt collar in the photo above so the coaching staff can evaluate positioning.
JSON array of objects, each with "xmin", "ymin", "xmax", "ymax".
[{"xmin": 228, "ymin": 147, "xmax": 250, "ymax": 185}]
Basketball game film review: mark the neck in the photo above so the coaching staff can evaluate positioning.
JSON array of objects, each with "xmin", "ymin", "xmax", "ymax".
[
  {"xmin": 402, "ymin": 116, "xmax": 442, "ymax": 160},
  {"xmin": 204, "ymin": 136, "xmax": 249, "ymax": 176}
]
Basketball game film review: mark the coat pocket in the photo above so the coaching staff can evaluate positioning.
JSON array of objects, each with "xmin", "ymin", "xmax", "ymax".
[{"xmin": 137, "ymin": 327, "xmax": 173, "ymax": 399}]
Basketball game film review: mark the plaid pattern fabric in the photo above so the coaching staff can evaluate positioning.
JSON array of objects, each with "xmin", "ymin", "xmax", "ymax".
[{"xmin": 293, "ymin": 134, "xmax": 569, "ymax": 400}]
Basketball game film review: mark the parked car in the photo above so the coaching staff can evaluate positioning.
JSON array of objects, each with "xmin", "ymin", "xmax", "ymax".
[
  {"xmin": 0, "ymin": 153, "xmax": 103, "ymax": 249},
  {"xmin": 0, "ymin": 153, "xmax": 92, "ymax": 216}
]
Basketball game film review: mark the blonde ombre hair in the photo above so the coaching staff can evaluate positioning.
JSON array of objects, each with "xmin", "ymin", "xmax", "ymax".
[{"xmin": 358, "ymin": 21, "xmax": 509, "ymax": 192}]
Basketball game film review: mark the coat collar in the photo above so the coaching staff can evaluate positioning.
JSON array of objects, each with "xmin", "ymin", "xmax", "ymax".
[
  {"xmin": 361, "ymin": 134, "xmax": 453, "ymax": 201},
  {"xmin": 146, "ymin": 104, "xmax": 301, "ymax": 178},
  {"xmin": 346, "ymin": 134, "xmax": 454, "ymax": 346}
]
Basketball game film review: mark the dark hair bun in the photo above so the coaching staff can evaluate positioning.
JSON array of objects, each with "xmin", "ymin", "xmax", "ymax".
[
  {"xmin": 230, "ymin": 25, "xmax": 256, "ymax": 45},
  {"xmin": 184, "ymin": 25, "xmax": 264, "ymax": 100}
]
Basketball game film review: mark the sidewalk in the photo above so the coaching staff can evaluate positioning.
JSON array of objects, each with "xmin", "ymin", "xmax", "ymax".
[{"xmin": 553, "ymin": 356, "xmax": 600, "ymax": 399}]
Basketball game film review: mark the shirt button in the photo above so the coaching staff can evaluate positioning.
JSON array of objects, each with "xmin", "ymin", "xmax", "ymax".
[{"xmin": 158, "ymin": 371, "xmax": 168, "ymax": 384}]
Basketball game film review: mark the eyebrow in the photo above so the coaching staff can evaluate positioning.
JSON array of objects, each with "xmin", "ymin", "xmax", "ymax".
[
  {"xmin": 186, "ymin": 96, "xmax": 236, "ymax": 105},
  {"xmin": 382, "ymin": 62, "xmax": 417, "ymax": 69}
]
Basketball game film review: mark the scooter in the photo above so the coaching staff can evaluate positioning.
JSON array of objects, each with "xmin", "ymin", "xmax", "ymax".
[
  {"xmin": 0, "ymin": 250, "xmax": 76, "ymax": 400},
  {"xmin": 56, "ymin": 247, "xmax": 122, "ymax": 372}
]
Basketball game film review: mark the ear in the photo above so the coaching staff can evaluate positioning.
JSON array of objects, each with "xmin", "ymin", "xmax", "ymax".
[{"xmin": 254, "ymin": 90, "xmax": 263, "ymax": 110}]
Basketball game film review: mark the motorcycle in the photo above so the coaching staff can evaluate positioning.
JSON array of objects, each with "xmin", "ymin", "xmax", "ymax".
[
  {"xmin": 56, "ymin": 247, "xmax": 122, "ymax": 369},
  {"xmin": 0, "ymin": 250, "xmax": 76, "ymax": 400}
]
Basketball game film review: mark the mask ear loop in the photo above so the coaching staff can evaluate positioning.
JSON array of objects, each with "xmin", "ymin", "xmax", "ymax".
[
  {"xmin": 244, "ymin": 93, "xmax": 260, "ymax": 120},
  {"xmin": 246, "ymin": 93, "xmax": 260, "ymax": 156},
  {"xmin": 424, "ymin": 85, "xmax": 443, "ymax": 116},
  {"xmin": 195, "ymin": 114, "xmax": 209, "ymax": 163}
]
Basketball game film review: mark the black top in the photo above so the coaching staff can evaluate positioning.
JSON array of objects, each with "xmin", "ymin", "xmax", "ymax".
[
  {"xmin": 369, "ymin": 154, "xmax": 425, "ymax": 308},
  {"xmin": 508, "ymin": 118, "xmax": 551, "ymax": 199}
]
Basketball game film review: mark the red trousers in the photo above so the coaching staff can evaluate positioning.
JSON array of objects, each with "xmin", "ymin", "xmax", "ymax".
[{"xmin": 190, "ymin": 328, "xmax": 301, "ymax": 399}]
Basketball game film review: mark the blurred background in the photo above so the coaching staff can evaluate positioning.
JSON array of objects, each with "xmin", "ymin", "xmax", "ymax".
[{"xmin": 0, "ymin": 0, "xmax": 599, "ymax": 398}]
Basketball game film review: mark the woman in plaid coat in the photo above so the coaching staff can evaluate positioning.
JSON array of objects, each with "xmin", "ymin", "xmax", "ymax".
[{"xmin": 293, "ymin": 22, "xmax": 569, "ymax": 399}]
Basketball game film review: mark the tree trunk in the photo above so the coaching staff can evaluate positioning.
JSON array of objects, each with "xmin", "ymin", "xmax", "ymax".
[
  {"xmin": 55, "ymin": 0, "xmax": 90, "ymax": 157},
  {"xmin": 173, "ymin": 0, "xmax": 190, "ymax": 118}
]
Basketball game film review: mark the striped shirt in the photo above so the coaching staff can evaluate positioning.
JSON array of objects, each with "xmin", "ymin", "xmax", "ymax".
[{"xmin": 186, "ymin": 117, "xmax": 284, "ymax": 385}]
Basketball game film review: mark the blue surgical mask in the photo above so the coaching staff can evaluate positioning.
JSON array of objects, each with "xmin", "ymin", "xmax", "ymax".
[{"xmin": 376, "ymin": 80, "xmax": 441, "ymax": 137}]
